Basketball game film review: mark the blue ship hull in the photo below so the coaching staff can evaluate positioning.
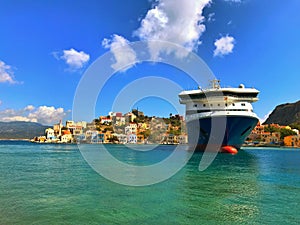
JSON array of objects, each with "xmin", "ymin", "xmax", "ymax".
[{"xmin": 187, "ymin": 115, "xmax": 258, "ymax": 151}]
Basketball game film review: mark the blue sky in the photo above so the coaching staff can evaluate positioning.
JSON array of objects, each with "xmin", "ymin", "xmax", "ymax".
[{"xmin": 0, "ymin": 0, "xmax": 299, "ymax": 124}]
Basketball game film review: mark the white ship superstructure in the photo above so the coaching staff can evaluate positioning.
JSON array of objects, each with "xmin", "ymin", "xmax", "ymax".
[{"xmin": 179, "ymin": 80, "xmax": 259, "ymax": 152}]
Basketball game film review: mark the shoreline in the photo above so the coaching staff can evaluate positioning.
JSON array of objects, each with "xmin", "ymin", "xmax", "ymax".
[
  {"xmin": 0, "ymin": 139, "xmax": 299, "ymax": 150},
  {"xmin": 0, "ymin": 138, "xmax": 30, "ymax": 141},
  {"xmin": 242, "ymin": 144, "xmax": 300, "ymax": 150}
]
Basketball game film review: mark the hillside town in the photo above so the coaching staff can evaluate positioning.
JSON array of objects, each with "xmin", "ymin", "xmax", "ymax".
[
  {"xmin": 31, "ymin": 109, "xmax": 188, "ymax": 145},
  {"xmin": 31, "ymin": 109, "xmax": 300, "ymax": 148},
  {"xmin": 246, "ymin": 122, "xmax": 300, "ymax": 147}
]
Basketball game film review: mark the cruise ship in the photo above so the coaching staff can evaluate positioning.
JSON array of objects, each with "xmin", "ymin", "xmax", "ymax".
[{"xmin": 179, "ymin": 79, "xmax": 259, "ymax": 153}]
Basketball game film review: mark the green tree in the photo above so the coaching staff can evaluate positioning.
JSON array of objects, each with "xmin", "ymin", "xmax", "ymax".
[
  {"xmin": 280, "ymin": 128, "xmax": 296, "ymax": 140},
  {"xmin": 264, "ymin": 125, "xmax": 280, "ymax": 133}
]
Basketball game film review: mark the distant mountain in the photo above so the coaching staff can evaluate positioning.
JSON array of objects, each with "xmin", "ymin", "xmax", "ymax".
[
  {"xmin": 0, "ymin": 121, "xmax": 49, "ymax": 139},
  {"xmin": 263, "ymin": 100, "xmax": 300, "ymax": 126}
]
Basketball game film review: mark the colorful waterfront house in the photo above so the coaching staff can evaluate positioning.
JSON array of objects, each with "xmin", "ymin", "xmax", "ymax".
[
  {"xmin": 260, "ymin": 132, "xmax": 271, "ymax": 143},
  {"xmin": 110, "ymin": 112, "xmax": 123, "ymax": 126},
  {"xmin": 120, "ymin": 117, "xmax": 126, "ymax": 126},
  {"xmin": 284, "ymin": 135, "xmax": 300, "ymax": 147},
  {"xmin": 114, "ymin": 134, "xmax": 127, "ymax": 144},
  {"xmin": 178, "ymin": 134, "xmax": 188, "ymax": 144},
  {"xmin": 115, "ymin": 112, "xmax": 123, "ymax": 118},
  {"xmin": 91, "ymin": 133, "xmax": 104, "ymax": 144},
  {"xmin": 61, "ymin": 134, "xmax": 72, "ymax": 143},
  {"xmin": 98, "ymin": 133, "xmax": 105, "ymax": 142},
  {"xmin": 292, "ymin": 129, "xmax": 299, "ymax": 135},
  {"xmin": 129, "ymin": 122, "xmax": 137, "ymax": 131},
  {"xmin": 100, "ymin": 116, "xmax": 112, "ymax": 125},
  {"xmin": 272, "ymin": 132, "xmax": 281, "ymax": 139},
  {"xmin": 75, "ymin": 134, "xmax": 86, "ymax": 142},
  {"xmin": 247, "ymin": 132, "xmax": 260, "ymax": 142},
  {"xmin": 37, "ymin": 136, "xmax": 47, "ymax": 142},
  {"xmin": 45, "ymin": 128, "xmax": 55, "ymax": 140},
  {"xmin": 61, "ymin": 130, "xmax": 73, "ymax": 143},
  {"xmin": 85, "ymin": 130, "xmax": 98, "ymax": 138},
  {"xmin": 65, "ymin": 120, "xmax": 74, "ymax": 128},
  {"xmin": 124, "ymin": 112, "xmax": 136, "ymax": 123},
  {"xmin": 124, "ymin": 126, "xmax": 131, "ymax": 135},
  {"xmin": 167, "ymin": 134, "xmax": 176, "ymax": 144},
  {"xmin": 66, "ymin": 120, "xmax": 86, "ymax": 135},
  {"xmin": 127, "ymin": 134, "xmax": 137, "ymax": 144},
  {"xmin": 114, "ymin": 116, "xmax": 126, "ymax": 126},
  {"xmin": 53, "ymin": 120, "xmax": 63, "ymax": 136},
  {"xmin": 251, "ymin": 122, "xmax": 265, "ymax": 135},
  {"xmin": 125, "ymin": 123, "xmax": 137, "ymax": 135},
  {"xmin": 265, "ymin": 135, "xmax": 279, "ymax": 145}
]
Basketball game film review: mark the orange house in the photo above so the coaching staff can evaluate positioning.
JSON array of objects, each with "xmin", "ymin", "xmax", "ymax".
[{"xmin": 284, "ymin": 135, "xmax": 300, "ymax": 147}]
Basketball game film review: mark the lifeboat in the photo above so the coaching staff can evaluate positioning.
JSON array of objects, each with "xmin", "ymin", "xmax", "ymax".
[{"xmin": 220, "ymin": 146, "xmax": 238, "ymax": 154}]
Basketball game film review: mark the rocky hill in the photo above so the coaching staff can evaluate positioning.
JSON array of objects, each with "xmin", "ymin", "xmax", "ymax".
[
  {"xmin": 263, "ymin": 100, "xmax": 300, "ymax": 126},
  {"xmin": 0, "ymin": 121, "xmax": 49, "ymax": 139}
]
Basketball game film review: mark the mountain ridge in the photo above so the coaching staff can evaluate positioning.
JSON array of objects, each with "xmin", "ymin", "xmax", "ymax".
[
  {"xmin": 263, "ymin": 100, "xmax": 300, "ymax": 126},
  {"xmin": 0, "ymin": 121, "xmax": 49, "ymax": 139}
]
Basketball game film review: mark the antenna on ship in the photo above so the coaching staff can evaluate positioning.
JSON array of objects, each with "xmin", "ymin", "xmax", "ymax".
[{"xmin": 210, "ymin": 79, "xmax": 220, "ymax": 89}]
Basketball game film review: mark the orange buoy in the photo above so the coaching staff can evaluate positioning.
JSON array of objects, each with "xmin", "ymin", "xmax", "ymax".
[{"xmin": 221, "ymin": 146, "xmax": 238, "ymax": 154}]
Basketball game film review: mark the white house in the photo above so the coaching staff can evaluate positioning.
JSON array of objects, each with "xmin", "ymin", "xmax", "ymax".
[
  {"xmin": 45, "ymin": 128, "xmax": 55, "ymax": 140},
  {"xmin": 127, "ymin": 134, "xmax": 137, "ymax": 144},
  {"xmin": 114, "ymin": 134, "xmax": 127, "ymax": 144}
]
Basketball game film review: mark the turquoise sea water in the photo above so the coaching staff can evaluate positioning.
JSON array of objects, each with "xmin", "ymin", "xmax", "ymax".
[{"xmin": 1, "ymin": 141, "xmax": 300, "ymax": 224}]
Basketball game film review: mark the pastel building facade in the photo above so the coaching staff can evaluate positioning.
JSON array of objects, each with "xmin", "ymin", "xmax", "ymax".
[{"xmin": 284, "ymin": 136, "xmax": 300, "ymax": 147}]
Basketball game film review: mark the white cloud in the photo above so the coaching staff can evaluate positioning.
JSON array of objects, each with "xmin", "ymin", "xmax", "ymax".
[
  {"xmin": 1, "ymin": 116, "xmax": 37, "ymax": 123},
  {"xmin": 54, "ymin": 48, "xmax": 90, "ymax": 71},
  {"xmin": 207, "ymin": 13, "xmax": 215, "ymax": 22},
  {"xmin": 102, "ymin": 34, "xmax": 137, "ymax": 72},
  {"xmin": 0, "ymin": 105, "xmax": 69, "ymax": 125},
  {"xmin": 24, "ymin": 105, "xmax": 35, "ymax": 111},
  {"xmin": 0, "ymin": 60, "xmax": 18, "ymax": 84},
  {"xmin": 134, "ymin": 0, "xmax": 211, "ymax": 59},
  {"xmin": 213, "ymin": 35, "xmax": 235, "ymax": 57},
  {"xmin": 28, "ymin": 106, "xmax": 67, "ymax": 125}
]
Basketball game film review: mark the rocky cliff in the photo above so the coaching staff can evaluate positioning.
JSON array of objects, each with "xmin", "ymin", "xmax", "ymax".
[{"xmin": 263, "ymin": 100, "xmax": 300, "ymax": 125}]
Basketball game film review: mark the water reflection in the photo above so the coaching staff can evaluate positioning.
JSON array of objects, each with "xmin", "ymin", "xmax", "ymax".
[{"xmin": 178, "ymin": 150, "xmax": 260, "ymax": 224}]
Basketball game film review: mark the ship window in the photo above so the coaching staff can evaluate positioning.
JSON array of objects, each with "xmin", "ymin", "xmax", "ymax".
[
  {"xmin": 218, "ymin": 104, "xmax": 220, "ymax": 106},
  {"xmin": 210, "ymin": 104, "xmax": 213, "ymax": 107},
  {"xmin": 194, "ymin": 104, "xmax": 197, "ymax": 107},
  {"xmin": 203, "ymin": 104, "xmax": 206, "ymax": 107},
  {"xmin": 232, "ymin": 103, "xmax": 235, "ymax": 106},
  {"xmin": 225, "ymin": 103, "xmax": 228, "ymax": 107},
  {"xmin": 241, "ymin": 103, "xmax": 246, "ymax": 106}
]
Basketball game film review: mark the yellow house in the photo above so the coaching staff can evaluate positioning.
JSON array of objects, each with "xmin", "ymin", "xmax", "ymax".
[{"xmin": 285, "ymin": 126, "xmax": 292, "ymax": 130}]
